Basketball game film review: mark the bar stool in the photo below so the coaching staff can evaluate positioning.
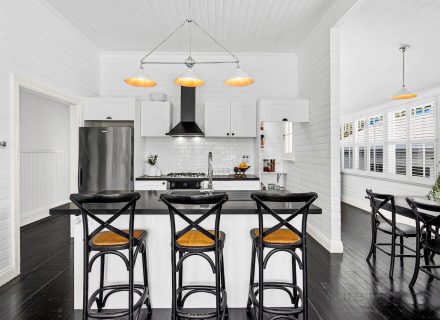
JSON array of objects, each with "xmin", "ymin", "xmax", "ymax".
[
  {"xmin": 70, "ymin": 192, "xmax": 152, "ymax": 320},
  {"xmin": 247, "ymin": 191, "xmax": 318, "ymax": 320},
  {"xmin": 406, "ymin": 197, "xmax": 440, "ymax": 288},
  {"xmin": 160, "ymin": 192, "xmax": 229, "ymax": 320},
  {"xmin": 366, "ymin": 189, "xmax": 417, "ymax": 278}
]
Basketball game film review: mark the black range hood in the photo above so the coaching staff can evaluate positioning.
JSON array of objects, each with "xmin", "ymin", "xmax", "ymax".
[{"xmin": 167, "ymin": 87, "xmax": 204, "ymax": 137}]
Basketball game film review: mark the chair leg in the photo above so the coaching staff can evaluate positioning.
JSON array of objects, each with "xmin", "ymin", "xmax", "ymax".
[
  {"xmin": 409, "ymin": 238, "xmax": 421, "ymax": 289},
  {"xmin": 258, "ymin": 246, "xmax": 264, "ymax": 320},
  {"xmin": 400, "ymin": 236, "xmax": 404, "ymax": 267},
  {"xmin": 141, "ymin": 244, "xmax": 152, "ymax": 314},
  {"xmin": 220, "ymin": 251, "xmax": 228, "ymax": 319},
  {"xmin": 129, "ymin": 247, "xmax": 134, "ymax": 320},
  {"xmin": 171, "ymin": 249, "xmax": 177, "ymax": 320},
  {"xmin": 292, "ymin": 250, "xmax": 298, "ymax": 306},
  {"xmin": 215, "ymin": 249, "xmax": 221, "ymax": 320},
  {"xmin": 302, "ymin": 244, "xmax": 308, "ymax": 320},
  {"xmin": 177, "ymin": 251, "xmax": 183, "ymax": 308},
  {"xmin": 83, "ymin": 250, "xmax": 90, "ymax": 320},
  {"xmin": 367, "ymin": 224, "xmax": 377, "ymax": 262},
  {"xmin": 389, "ymin": 235, "xmax": 397, "ymax": 279},
  {"xmin": 246, "ymin": 243, "xmax": 256, "ymax": 314},
  {"xmin": 97, "ymin": 254, "xmax": 105, "ymax": 312}
]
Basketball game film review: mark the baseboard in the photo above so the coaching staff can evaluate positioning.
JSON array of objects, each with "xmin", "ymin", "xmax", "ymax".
[
  {"xmin": 0, "ymin": 266, "xmax": 19, "ymax": 287},
  {"xmin": 308, "ymin": 223, "xmax": 344, "ymax": 253},
  {"xmin": 20, "ymin": 201, "xmax": 66, "ymax": 226}
]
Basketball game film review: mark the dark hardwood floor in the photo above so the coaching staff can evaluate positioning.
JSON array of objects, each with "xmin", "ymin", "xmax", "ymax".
[{"xmin": 1, "ymin": 204, "xmax": 440, "ymax": 319}]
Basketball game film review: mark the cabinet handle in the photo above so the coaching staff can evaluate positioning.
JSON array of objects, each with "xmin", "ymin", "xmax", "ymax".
[
  {"xmin": 282, "ymin": 118, "xmax": 288, "ymax": 121},
  {"xmin": 232, "ymin": 133, "xmax": 235, "ymax": 136},
  {"xmin": 162, "ymin": 182, "xmax": 165, "ymax": 185},
  {"xmin": 226, "ymin": 133, "xmax": 230, "ymax": 136},
  {"xmin": 106, "ymin": 116, "xmax": 112, "ymax": 120}
]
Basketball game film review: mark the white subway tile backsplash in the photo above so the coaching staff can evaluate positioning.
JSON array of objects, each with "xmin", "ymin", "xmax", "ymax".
[{"xmin": 142, "ymin": 137, "xmax": 255, "ymax": 175}]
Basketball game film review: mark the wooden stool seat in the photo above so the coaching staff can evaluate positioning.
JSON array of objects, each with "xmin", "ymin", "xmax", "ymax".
[
  {"xmin": 251, "ymin": 228, "xmax": 301, "ymax": 245},
  {"xmin": 91, "ymin": 230, "xmax": 146, "ymax": 246},
  {"xmin": 177, "ymin": 230, "xmax": 225, "ymax": 248}
]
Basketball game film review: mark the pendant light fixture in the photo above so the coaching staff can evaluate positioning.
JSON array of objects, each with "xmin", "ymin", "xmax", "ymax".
[
  {"xmin": 391, "ymin": 44, "xmax": 417, "ymax": 100},
  {"xmin": 125, "ymin": 0, "xmax": 254, "ymax": 88}
]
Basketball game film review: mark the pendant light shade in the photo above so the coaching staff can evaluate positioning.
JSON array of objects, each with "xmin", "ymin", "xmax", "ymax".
[
  {"xmin": 124, "ymin": 69, "xmax": 157, "ymax": 87},
  {"xmin": 224, "ymin": 67, "xmax": 255, "ymax": 87},
  {"xmin": 391, "ymin": 44, "xmax": 417, "ymax": 100},
  {"xmin": 174, "ymin": 68, "xmax": 205, "ymax": 87},
  {"xmin": 391, "ymin": 86, "xmax": 417, "ymax": 100}
]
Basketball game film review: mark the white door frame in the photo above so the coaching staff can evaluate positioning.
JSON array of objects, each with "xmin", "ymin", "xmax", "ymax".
[{"xmin": 9, "ymin": 74, "xmax": 81, "ymax": 283}]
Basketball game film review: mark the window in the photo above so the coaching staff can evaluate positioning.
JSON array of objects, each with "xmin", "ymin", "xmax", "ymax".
[
  {"xmin": 355, "ymin": 120, "xmax": 367, "ymax": 170},
  {"xmin": 368, "ymin": 115, "xmax": 384, "ymax": 173},
  {"xmin": 340, "ymin": 101, "xmax": 436, "ymax": 183},
  {"xmin": 410, "ymin": 105, "xmax": 435, "ymax": 178},
  {"xmin": 283, "ymin": 121, "xmax": 294, "ymax": 161},
  {"xmin": 344, "ymin": 147, "xmax": 353, "ymax": 169}
]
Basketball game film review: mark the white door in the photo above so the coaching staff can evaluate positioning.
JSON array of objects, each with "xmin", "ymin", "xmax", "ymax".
[
  {"xmin": 204, "ymin": 102, "xmax": 231, "ymax": 137},
  {"xmin": 140, "ymin": 102, "xmax": 171, "ymax": 137},
  {"xmin": 230, "ymin": 102, "xmax": 256, "ymax": 137}
]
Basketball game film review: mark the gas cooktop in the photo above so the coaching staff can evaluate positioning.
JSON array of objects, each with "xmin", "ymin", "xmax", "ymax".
[{"xmin": 167, "ymin": 172, "xmax": 206, "ymax": 178}]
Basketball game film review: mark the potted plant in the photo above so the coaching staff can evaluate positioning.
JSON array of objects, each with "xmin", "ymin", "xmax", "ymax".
[
  {"xmin": 427, "ymin": 161, "xmax": 440, "ymax": 201},
  {"xmin": 146, "ymin": 154, "xmax": 161, "ymax": 177}
]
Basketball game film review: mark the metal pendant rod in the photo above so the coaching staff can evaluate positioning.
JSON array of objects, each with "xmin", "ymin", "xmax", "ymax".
[{"xmin": 140, "ymin": 20, "xmax": 188, "ymax": 64}]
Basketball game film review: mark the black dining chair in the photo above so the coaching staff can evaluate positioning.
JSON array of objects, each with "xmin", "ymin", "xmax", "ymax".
[
  {"xmin": 366, "ymin": 189, "xmax": 418, "ymax": 278},
  {"xmin": 160, "ymin": 192, "xmax": 229, "ymax": 320},
  {"xmin": 247, "ymin": 191, "xmax": 318, "ymax": 320},
  {"xmin": 70, "ymin": 192, "xmax": 152, "ymax": 320},
  {"xmin": 406, "ymin": 197, "xmax": 440, "ymax": 288}
]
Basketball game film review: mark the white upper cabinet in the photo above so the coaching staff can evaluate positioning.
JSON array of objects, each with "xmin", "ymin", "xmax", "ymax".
[
  {"xmin": 204, "ymin": 102, "xmax": 231, "ymax": 137},
  {"xmin": 258, "ymin": 99, "xmax": 309, "ymax": 122},
  {"xmin": 140, "ymin": 101, "xmax": 171, "ymax": 137},
  {"xmin": 205, "ymin": 101, "xmax": 256, "ymax": 137},
  {"xmin": 83, "ymin": 97, "xmax": 135, "ymax": 121},
  {"xmin": 230, "ymin": 102, "xmax": 257, "ymax": 137}
]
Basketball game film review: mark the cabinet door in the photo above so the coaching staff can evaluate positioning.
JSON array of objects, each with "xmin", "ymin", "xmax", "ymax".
[
  {"xmin": 135, "ymin": 180, "xmax": 168, "ymax": 190},
  {"xmin": 204, "ymin": 102, "xmax": 231, "ymax": 137},
  {"xmin": 83, "ymin": 98, "xmax": 135, "ymax": 121},
  {"xmin": 230, "ymin": 102, "xmax": 256, "ymax": 137},
  {"xmin": 140, "ymin": 102, "xmax": 171, "ymax": 137},
  {"xmin": 258, "ymin": 99, "xmax": 309, "ymax": 122}
]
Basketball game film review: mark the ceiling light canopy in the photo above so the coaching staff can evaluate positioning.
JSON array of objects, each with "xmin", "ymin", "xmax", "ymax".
[
  {"xmin": 391, "ymin": 44, "xmax": 417, "ymax": 100},
  {"xmin": 125, "ymin": 1, "xmax": 254, "ymax": 88}
]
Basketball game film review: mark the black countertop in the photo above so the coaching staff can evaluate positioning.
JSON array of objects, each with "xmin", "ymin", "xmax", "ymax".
[
  {"xmin": 49, "ymin": 190, "xmax": 321, "ymax": 216},
  {"xmin": 136, "ymin": 174, "xmax": 260, "ymax": 181}
]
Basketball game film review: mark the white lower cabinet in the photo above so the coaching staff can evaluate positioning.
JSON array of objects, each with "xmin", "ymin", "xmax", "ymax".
[
  {"xmin": 202, "ymin": 180, "xmax": 260, "ymax": 190},
  {"xmin": 135, "ymin": 180, "xmax": 168, "ymax": 190}
]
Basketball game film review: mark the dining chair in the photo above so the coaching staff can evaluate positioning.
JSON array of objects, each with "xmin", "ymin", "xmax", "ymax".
[
  {"xmin": 406, "ymin": 197, "xmax": 440, "ymax": 288},
  {"xmin": 366, "ymin": 189, "xmax": 417, "ymax": 278}
]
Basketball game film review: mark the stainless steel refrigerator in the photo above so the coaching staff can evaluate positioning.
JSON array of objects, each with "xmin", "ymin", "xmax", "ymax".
[{"xmin": 78, "ymin": 127, "xmax": 134, "ymax": 192}]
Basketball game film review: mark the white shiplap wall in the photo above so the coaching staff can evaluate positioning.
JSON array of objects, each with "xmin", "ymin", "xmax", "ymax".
[
  {"xmin": 0, "ymin": 1, "xmax": 99, "ymax": 285},
  {"xmin": 285, "ymin": 0, "xmax": 356, "ymax": 253}
]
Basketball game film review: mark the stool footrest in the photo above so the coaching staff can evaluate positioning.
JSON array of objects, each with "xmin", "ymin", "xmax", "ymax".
[
  {"xmin": 176, "ymin": 285, "xmax": 228, "ymax": 319},
  {"xmin": 87, "ymin": 284, "xmax": 150, "ymax": 319},
  {"xmin": 249, "ymin": 282, "xmax": 303, "ymax": 316}
]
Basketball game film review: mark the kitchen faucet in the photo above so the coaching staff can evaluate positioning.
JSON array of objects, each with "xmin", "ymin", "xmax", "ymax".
[{"xmin": 207, "ymin": 152, "xmax": 213, "ymax": 193}]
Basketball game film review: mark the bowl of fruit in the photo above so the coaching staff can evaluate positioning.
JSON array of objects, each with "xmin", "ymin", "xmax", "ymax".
[{"xmin": 234, "ymin": 162, "xmax": 251, "ymax": 178}]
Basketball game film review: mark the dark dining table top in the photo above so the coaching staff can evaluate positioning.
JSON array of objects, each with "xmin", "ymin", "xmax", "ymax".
[
  {"xmin": 49, "ymin": 190, "xmax": 322, "ymax": 216},
  {"xmin": 375, "ymin": 196, "xmax": 440, "ymax": 219}
]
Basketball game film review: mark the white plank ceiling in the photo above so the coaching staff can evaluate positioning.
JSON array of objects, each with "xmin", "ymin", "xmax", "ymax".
[
  {"xmin": 340, "ymin": 0, "xmax": 440, "ymax": 113},
  {"xmin": 43, "ymin": 0, "xmax": 333, "ymax": 52}
]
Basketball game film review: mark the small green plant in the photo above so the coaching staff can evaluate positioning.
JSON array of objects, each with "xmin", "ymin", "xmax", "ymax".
[
  {"xmin": 146, "ymin": 154, "xmax": 158, "ymax": 166},
  {"xmin": 427, "ymin": 175, "xmax": 440, "ymax": 201}
]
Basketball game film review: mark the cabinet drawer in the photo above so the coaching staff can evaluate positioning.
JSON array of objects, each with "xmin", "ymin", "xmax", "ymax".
[
  {"xmin": 135, "ymin": 180, "xmax": 168, "ymax": 190},
  {"xmin": 203, "ymin": 180, "xmax": 260, "ymax": 190}
]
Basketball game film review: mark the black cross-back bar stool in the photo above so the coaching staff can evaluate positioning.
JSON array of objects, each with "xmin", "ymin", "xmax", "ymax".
[
  {"xmin": 70, "ymin": 192, "xmax": 152, "ymax": 320},
  {"xmin": 160, "ymin": 192, "xmax": 229, "ymax": 320},
  {"xmin": 247, "ymin": 191, "xmax": 318, "ymax": 320},
  {"xmin": 406, "ymin": 197, "xmax": 440, "ymax": 288},
  {"xmin": 365, "ymin": 189, "xmax": 417, "ymax": 278}
]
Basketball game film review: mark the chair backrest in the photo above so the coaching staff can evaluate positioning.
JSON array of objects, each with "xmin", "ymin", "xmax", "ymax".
[
  {"xmin": 160, "ymin": 192, "xmax": 229, "ymax": 248},
  {"xmin": 70, "ymin": 192, "xmax": 141, "ymax": 247},
  {"xmin": 366, "ymin": 189, "xmax": 396, "ymax": 228},
  {"xmin": 251, "ymin": 192, "xmax": 318, "ymax": 246},
  {"xmin": 406, "ymin": 197, "xmax": 440, "ymax": 236}
]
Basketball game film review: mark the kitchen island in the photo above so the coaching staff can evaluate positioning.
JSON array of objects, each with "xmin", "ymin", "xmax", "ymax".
[{"xmin": 50, "ymin": 190, "xmax": 321, "ymax": 309}]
